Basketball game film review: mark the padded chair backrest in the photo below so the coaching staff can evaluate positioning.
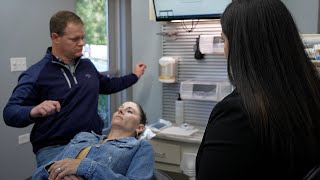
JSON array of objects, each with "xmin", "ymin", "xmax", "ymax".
[
  {"xmin": 152, "ymin": 169, "xmax": 173, "ymax": 180},
  {"xmin": 304, "ymin": 164, "xmax": 320, "ymax": 180}
]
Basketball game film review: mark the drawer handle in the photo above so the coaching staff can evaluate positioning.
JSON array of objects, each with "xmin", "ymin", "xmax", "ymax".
[{"xmin": 154, "ymin": 152, "xmax": 166, "ymax": 158}]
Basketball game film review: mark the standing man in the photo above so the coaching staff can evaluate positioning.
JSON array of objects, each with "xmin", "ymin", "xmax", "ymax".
[{"xmin": 3, "ymin": 10, "xmax": 146, "ymax": 168}]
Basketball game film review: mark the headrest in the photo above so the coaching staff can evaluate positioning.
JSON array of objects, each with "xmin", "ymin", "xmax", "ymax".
[{"xmin": 138, "ymin": 127, "xmax": 156, "ymax": 140}]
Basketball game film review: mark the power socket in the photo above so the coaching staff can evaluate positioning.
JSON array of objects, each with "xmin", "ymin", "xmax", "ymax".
[{"xmin": 18, "ymin": 133, "xmax": 30, "ymax": 144}]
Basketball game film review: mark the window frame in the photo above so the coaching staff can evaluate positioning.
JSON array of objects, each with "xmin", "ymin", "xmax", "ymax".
[{"xmin": 107, "ymin": 0, "xmax": 133, "ymax": 124}]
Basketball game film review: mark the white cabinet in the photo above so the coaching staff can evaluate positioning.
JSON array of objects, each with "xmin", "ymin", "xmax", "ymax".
[
  {"xmin": 150, "ymin": 131, "xmax": 203, "ymax": 173},
  {"xmin": 152, "ymin": 140, "xmax": 181, "ymax": 165}
]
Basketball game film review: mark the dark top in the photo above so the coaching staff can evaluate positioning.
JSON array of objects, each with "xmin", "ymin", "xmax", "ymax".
[
  {"xmin": 3, "ymin": 48, "xmax": 138, "ymax": 154},
  {"xmin": 196, "ymin": 90, "xmax": 317, "ymax": 180}
]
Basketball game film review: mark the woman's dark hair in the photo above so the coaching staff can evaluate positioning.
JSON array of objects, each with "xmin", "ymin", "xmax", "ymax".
[
  {"xmin": 134, "ymin": 102, "xmax": 147, "ymax": 125},
  {"xmin": 221, "ymin": 0, "xmax": 320, "ymax": 167},
  {"xmin": 133, "ymin": 102, "xmax": 147, "ymax": 139}
]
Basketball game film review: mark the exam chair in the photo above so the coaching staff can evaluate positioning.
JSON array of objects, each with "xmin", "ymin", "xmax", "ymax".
[
  {"xmin": 304, "ymin": 164, "xmax": 320, "ymax": 180},
  {"xmin": 152, "ymin": 169, "xmax": 173, "ymax": 180}
]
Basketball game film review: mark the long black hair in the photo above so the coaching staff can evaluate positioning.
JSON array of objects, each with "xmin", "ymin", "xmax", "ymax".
[{"xmin": 221, "ymin": 0, "xmax": 320, "ymax": 165}]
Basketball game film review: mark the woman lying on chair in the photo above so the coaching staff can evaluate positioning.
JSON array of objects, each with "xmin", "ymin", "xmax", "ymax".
[{"xmin": 33, "ymin": 101, "xmax": 154, "ymax": 180}]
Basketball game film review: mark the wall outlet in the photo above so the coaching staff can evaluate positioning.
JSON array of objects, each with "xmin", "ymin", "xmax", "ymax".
[
  {"xmin": 18, "ymin": 133, "xmax": 30, "ymax": 144},
  {"xmin": 10, "ymin": 57, "xmax": 27, "ymax": 72}
]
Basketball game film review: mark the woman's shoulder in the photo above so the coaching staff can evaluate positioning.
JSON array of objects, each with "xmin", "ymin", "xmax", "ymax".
[
  {"xmin": 139, "ymin": 139, "xmax": 152, "ymax": 146},
  {"xmin": 210, "ymin": 90, "xmax": 244, "ymax": 118},
  {"xmin": 137, "ymin": 139, "xmax": 154, "ymax": 152},
  {"xmin": 206, "ymin": 90, "xmax": 251, "ymax": 134},
  {"xmin": 109, "ymin": 138, "xmax": 153, "ymax": 151},
  {"xmin": 217, "ymin": 90, "xmax": 242, "ymax": 107}
]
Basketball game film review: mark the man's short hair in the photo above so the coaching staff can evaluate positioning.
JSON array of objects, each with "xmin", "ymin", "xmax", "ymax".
[{"xmin": 49, "ymin": 10, "xmax": 84, "ymax": 36}]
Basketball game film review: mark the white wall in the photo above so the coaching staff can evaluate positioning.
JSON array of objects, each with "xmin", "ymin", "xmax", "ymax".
[
  {"xmin": 0, "ymin": 1, "xmax": 75, "ymax": 179},
  {"xmin": 283, "ymin": 0, "xmax": 319, "ymax": 33},
  {"xmin": 131, "ymin": 0, "xmax": 162, "ymax": 124}
]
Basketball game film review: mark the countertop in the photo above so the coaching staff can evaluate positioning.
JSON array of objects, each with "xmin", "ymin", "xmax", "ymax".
[{"xmin": 153, "ymin": 126, "xmax": 205, "ymax": 144}]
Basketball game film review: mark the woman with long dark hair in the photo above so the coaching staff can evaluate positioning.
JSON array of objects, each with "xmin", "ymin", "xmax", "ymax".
[{"xmin": 196, "ymin": 0, "xmax": 320, "ymax": 179}]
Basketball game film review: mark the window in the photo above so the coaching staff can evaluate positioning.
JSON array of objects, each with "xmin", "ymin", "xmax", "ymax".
[
  {"xmin": 76, "ymin": 0, "xmax": 110, "ymax": 130},
  {"xmin": 75, "ymin": 0, "xmax": 133, "ymax": 131}
]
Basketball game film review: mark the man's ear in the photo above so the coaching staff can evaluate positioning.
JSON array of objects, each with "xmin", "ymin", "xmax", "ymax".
[{"xmin": 51, "ymin": 33, "xmax": 60, "ymax": 43}]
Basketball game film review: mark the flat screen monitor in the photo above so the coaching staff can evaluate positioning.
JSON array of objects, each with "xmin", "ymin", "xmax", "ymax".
[{"xmin": 153, "ymin": 0, "xmax": 232, "ymax": 21}]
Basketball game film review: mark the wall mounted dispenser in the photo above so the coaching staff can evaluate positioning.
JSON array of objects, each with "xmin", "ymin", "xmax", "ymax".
[{"xmin": 158, "ymin": 56, "xmax": 178, "ymax": 83}]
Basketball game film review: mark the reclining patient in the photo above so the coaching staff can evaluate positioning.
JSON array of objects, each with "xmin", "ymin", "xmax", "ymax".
[{"xmin": 33, "ymin": 101, "xmax": 154, "ymax": 180}]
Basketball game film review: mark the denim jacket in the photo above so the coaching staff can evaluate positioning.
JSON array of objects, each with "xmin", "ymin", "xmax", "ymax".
[{"xmin": 33, "ymin": 132, "xmax": 154, "ymax": 180}]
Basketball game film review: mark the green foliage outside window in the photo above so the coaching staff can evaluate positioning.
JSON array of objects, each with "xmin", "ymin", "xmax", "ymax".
[
  {"xmin": 76, "ymin": 0, "xmax": 110, "ymax": 130},
  {"xmin": 76, "ymin": 0, "xmax": 107, "ymax": 45},
  {"xmin": 98, "ymin": 94, "xmax": 110, "ymax": 129}
]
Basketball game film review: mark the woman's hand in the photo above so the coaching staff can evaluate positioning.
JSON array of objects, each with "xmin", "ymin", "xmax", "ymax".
[{"xmin": 48, "ymin": 158, "xmax": 81, "ymax": 180}]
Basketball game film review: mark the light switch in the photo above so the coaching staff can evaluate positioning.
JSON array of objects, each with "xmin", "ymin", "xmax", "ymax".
[{"xmin": 10, "ymin": 57, "xmax": 27, "ymax": 72}]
